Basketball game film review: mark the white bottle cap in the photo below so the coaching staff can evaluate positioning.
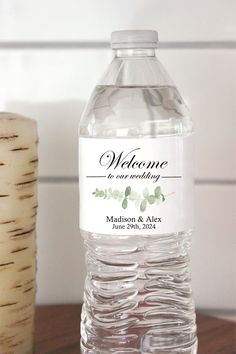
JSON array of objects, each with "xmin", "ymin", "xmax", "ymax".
[{"xmin": 111, "ymin": 30, "xmax": 158, "ymax": 49}]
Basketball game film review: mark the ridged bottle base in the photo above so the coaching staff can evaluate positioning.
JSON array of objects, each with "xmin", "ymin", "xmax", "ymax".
[
  {"xmin": 81, "ymin": 231, "xmax": 197, "ymax": 354},
  {"xmin": 81, "ymin": 340, "xmax": 198, "ymax": 354}
]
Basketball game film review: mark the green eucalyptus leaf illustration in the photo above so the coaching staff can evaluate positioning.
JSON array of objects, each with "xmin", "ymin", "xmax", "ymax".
[
  {"xmin": 112, "ymin": 190, "xmax": 119, "ymax": 199},
  {"xmin": 143, "ymin": 188, "xmax": 149, "ymax": 198},
  {"xmin": 155, "ymin": 196, "xmax": 161, "ymax": 205},
  {"xmin": 122, "ymin": 198, "xmax": 128, "ymax": 209},
  {"xmin": 147, "ymin": 195, "xmax": 156, "ymax": 204},
  {"xmin": 92, "ymin": 186, "xmax": 171, "ymax": 211},
  {"xmin": 125, "ymin": 186, "xmax": 131, "ymax": 197},
  {"xmin": 140, "ymin": 199, "xmax": 147, "ymax": 212},
  {"xmin": 129, "ymin": 191, "xmax": 138, "ymax": 200},
  {"xmin": 155, "ymin": 186, "xmax": 161, "ymax": 198}
]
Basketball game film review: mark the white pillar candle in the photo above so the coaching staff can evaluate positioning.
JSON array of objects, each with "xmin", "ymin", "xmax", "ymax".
[{"xmin": 0, "ymin": 113, "xmax": 38, "ymax": 354}]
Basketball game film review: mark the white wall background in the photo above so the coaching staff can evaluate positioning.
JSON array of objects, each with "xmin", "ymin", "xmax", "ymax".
[{"xmin": 0, "ymin": 0, "xmax": 235, "ymax": 319}]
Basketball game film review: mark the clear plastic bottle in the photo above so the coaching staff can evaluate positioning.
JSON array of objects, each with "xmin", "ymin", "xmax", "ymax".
[{"xmin": 79, "ymin": 30, "xmax": 197, "ymax": 354}]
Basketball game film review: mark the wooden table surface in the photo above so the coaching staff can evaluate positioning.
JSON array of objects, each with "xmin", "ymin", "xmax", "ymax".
[{"xmin": 35, "ymin": 305, "xmax": 236, "ymax": 354}]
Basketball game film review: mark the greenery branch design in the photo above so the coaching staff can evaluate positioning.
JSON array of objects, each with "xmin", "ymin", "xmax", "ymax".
[{"xmin": 92, "ymin": 186, "xmax": 173, "ymax": 212}]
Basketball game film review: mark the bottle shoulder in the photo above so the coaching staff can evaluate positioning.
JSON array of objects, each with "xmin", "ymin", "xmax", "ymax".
[{"xmin": 80, "ymin": 85, "xmax": 192, "ymax": 137}]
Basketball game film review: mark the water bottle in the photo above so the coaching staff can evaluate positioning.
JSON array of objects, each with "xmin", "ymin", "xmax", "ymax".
[{"xmin": 79, "ymin": 30, "xmax": 197, "ymax": 354}]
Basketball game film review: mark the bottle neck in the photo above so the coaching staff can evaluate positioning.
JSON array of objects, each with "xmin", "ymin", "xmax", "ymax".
[
  {"xmin": 99, "ymin": 46, "xmax": 174, "ymax": 87},
  {"xmin": 114, "ymin": 48, "xmax": 156, "ymax": 58}
]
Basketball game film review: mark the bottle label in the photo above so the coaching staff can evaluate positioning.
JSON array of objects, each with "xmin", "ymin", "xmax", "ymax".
[{"xmin": 79, "ymin": 136, "xmax": 194, "ymax": 235}]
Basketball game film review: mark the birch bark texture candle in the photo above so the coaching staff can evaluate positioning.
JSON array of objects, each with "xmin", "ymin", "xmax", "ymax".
[{"xmin": 0, "ymin": 113, "xmax": 38, "ymax": 354}]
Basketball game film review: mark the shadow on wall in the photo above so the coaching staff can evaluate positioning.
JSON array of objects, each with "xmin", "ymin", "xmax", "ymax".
[
  {"xmin": 5, "ymin": 100, "xmax": 86, "ymax": 304},
  {"xmin": 36, "ymin": 181, "xmax": 85, "ymax": 304}
]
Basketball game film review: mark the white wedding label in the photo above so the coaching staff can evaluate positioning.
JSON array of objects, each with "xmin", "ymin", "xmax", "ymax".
[{"xmin": 79, "ymin": 136, "xmax": 194, "ymax": 235}]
